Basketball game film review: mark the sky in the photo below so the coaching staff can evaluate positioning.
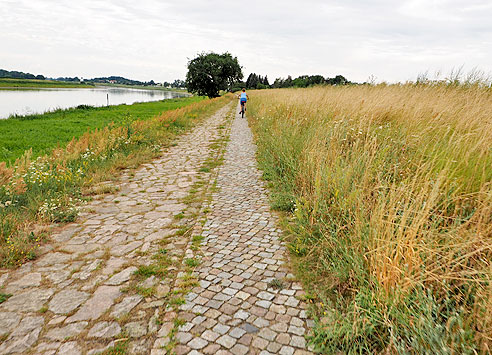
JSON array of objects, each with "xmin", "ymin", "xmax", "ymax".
[{"xmin": 1, "ymin": 0, "xmax": 492, "ymax": 83}]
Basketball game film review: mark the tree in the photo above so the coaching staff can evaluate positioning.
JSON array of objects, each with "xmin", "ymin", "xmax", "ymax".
[
  {"xmin": 186, "ymin": 52, "xmax": 243, "ymax": 98},
  {"xmin": 326, "ymin": 75, "xmax": 348, "ymax": 85}
]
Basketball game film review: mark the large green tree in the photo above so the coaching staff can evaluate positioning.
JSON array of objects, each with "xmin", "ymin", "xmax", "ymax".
[{"xmin": 186, "ymin": 52, "xmax": 243, "ymax": 98}]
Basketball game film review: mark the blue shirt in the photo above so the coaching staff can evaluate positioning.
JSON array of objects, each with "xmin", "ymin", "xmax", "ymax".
[{"xmin": 240, "ymin": 92, "xmax": 247, "ymax": 100}]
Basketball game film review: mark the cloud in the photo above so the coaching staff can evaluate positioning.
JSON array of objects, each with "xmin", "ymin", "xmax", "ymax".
[{"xmin": 0, "ymin": 0, "xmax": 491, "ymax": 82}]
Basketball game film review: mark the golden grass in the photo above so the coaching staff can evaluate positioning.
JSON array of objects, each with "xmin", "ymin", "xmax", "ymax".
[{"xmin": 248, "ymin": 85, "xmax": 492, "ymax": 353}]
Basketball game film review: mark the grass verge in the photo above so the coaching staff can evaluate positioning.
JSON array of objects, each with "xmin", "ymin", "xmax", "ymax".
[
  {"xmin": 0, "ymin": 94, "xmax": 233, "ymax": 267},
  {"xmin": 0, "ymin": 78, "xmax": 94, "ymax": 88},
  {"xmin": 248, "ymin": 85, "xmax": 492, "ymax": 353},
  {"xmin": 0, "ymin": 96, "xmax": 205, "ymax": 164}
]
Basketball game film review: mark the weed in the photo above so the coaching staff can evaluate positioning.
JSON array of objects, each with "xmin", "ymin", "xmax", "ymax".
[
  {"xmin": 134, "ymin": 264, "xmax": 166, "ymax": 279},
  {"xmin": 0, "ymin": 293, "xmax": 12, "ymax": 304},
  {"xmin": 135, "ymin": 286, "xmax": 156, "ymax": 297},
  {"xmin": 267, "ymin": 278, "xmax": 285, "ymax": 290},
  {"xmin": 184, "ymin": 258, "xmax": 200, "ymax": 268},
  {"xmin": 100, "ymin": 338, "xmax": 129, "ymax": 355},
  {"xmin": 174, "ymin": 212, "xmax": 185, "ymax": 220},
  {"xmin": 192, "ymin": 235, "xmax": 204, "ymax": 243},
  {"xmin": 169, "ymin": 297, "xmax": 185, "ymax": 306}
]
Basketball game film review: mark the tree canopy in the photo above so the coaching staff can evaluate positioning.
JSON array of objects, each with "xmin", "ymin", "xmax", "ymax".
[
  {"xmin": 186, "ymin": 52, "xmax": 243, "ymax": 98},
  {"xmin": 236, "ymin": 73, "xmax": 352, "ymax": 90}
]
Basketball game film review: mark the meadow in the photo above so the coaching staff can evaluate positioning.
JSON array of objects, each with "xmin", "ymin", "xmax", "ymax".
[
  {"xmin": 248, "ymin": 85, "xmax": 492, "ymax": 353},
  {"xmin": 0, "ymin": 78, "xmax": 93, "ymax": 88},
  {"xmin": 0, "ymin": 94, "xmax": 232, "ymax": 267},
  {"xmin": 0, "ymin": 97, "xmax": 205, "ymax": 164}
]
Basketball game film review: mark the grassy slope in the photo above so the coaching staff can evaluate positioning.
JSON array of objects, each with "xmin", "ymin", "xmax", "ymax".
[
  {"xmin": 0, "ymin": 94, "xmax": 232, "ymax": 267},
  {"xmin": 248, "ymin": 85, "xmax": 492, "ymax": 353},
  {"xmin": 0, "ymin": 78, "xmax": 93, "ymax": 88},
  {"xmin": 0, "ymin": 97, "xmax": 205, "ymax": 164}
]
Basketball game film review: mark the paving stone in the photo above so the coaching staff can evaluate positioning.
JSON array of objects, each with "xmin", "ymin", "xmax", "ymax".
[
  {"xmin": 111, "ymin": 295, "xmax": 143, "ymax": 318},
  {"xmin": 253, "ymin": 317, "xmax": 270, "ymax": 328},
  {"xmin": 276, "ymin": 333, "xmax": 291, "ymax": 345},
  {"xmin": 176, "ymin": 331, "xmax": 193, "ymax": 344},
  {"xmin": 216, "ymin": 334, "xmax": 236, "ymax": 348},
  {"xmin": 2, "ymin": 288, "xmax": 54, "ymax": 312},
  {"xmin": 291, "ymin": 317, "xmax": 304, "ymax": 327},
  {"xmin": 157, "ymin": 322, "xmax": 174, "ymax": 337},
  {"xmin": 280, "ymin": 345, "xmax": 295, "ymax": 355},
  {"xmin": 256, "ymin": 300, "xmax": 272, "ymax": 309},
  {"xmin": 201, "ymin": 329, "xmax": 219, "ymax": 341},
  {"xmin": 35, "ymin": 252, "xmax": 72, "ymax": 267},
  {"xmin": 267, "ymin": 342, "xmax": 283, "ymax": 353},
  {"xmin": 87, "ymin": 342, "xmax": 117, "ymax": 355},
  {"xmin": 271, "ymin": 322, "xmax": 289, "ymax": 333},
  {"xmin": 257, "ymin": 291, "xmax": 275, "ymax": 301},
  {"xmin": 7, "ymin": 272, "xmax": 41, "ymax": 289},
  {"xmin": 67, "ymin": 285, "xmax": 121, "ymax": 322},
  {"xmin": 188, "ymin": 337, "xmax": 208, "ymax": 350},
  {"xmin": 48, "ymin": 316, "xmax": 66, "ymax": 325},
  {"xmin": 240, "ymin": 322, "xmax": 259, "ymax": 333},
  {"xmin": 125, "ymin": 322, "xmax": 147, "ymax": 338},
  {"xmin": 203, "ymin": 343, "xmax": 221, "ymax": 354},
  {"xmin": 36, "ymin": 342, "xmax": 61, "ymax": 353},
  {"xmin": 258, "ymin": 328, "xmax": 277, "ymax": 341},
  {"xmin": 58, "ymin": 341, "xmax": 82, "ymax": 355},
  {"xmin": 231, "ymin": 343, "xmax": 249, "ymax": 355},
  {"xmin": 291, "ymin": 335, "xmax": 307, "ymax": 348},
  {"xmin": 213, "ymin": 323, "xmax": 230, "ymax": 335},
  {"xmin": 288, "ymin": 325, "xmax": 306, "ymax": 336},
  {"xmin": 111, "ymin": 241, "xmax": 143, "ymax": 256},
  {"xmin": 45, "ymin": 322, "xmax": 88, "ymax": 340},
  {"xmin": 48, "ymin": 289, "xmax": 90, "ymax": 314},
  {"xmin": 0, "ymin": 312, "xmax": 21, "ymax": 335},
  {"xmin": 229, "ymin": 327, "xmax": 247, "ymax": 338},
  {"xmin": 0, "ymin": 327, "xmax": 41, "ymax": 354},
  {"xmin": 105, "ymin": 266, "xmax": 138, "ymax": 285},
  {"xmin": 233, "ymin": 309, "xmax": 250, "ymax": 320},
  {"xmin": 11, "ymin": 316, "xmax": 44, "ymax": 337},
  {"xmin": 88, "ymin": 321, "xmax": 122, "ymax": 338},
  {"xmin": 252, "ymin": 336, "xmax": 269, "ymax": 349}
]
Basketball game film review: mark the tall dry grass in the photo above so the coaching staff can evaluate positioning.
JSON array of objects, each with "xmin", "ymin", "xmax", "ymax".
[{"xmin": 248, "ymin": 85, "xmax": 492, "ymax": 353}]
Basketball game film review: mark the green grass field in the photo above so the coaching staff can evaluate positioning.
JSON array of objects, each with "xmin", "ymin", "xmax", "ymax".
[
  {"xmin": 0, "ymin": 78, "xmax": 94, "ymax": 88},
  {"xmin": 0, "ymin": 97, "xmax": 205, "ymax": 164}
]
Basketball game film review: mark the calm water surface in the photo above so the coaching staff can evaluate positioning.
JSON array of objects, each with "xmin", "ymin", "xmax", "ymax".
[{"xmin": 0, "ymin": 87, "xmax": 189, "ymax": 119}]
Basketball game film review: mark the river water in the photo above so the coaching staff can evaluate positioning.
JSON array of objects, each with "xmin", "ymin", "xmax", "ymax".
[{"xmin": 0, "ymin": 87, "xmax": 189, "ymax": 119}]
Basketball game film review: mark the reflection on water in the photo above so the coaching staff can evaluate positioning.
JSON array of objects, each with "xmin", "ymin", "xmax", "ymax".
[{"xmin": 0, "ymin": 87, "xmax": 189, "ymax": 119}]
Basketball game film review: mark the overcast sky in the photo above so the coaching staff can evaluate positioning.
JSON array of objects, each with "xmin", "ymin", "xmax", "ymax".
[{"xmin": 1, "ymin": 0, "xmax": 491, "ymax": 83}]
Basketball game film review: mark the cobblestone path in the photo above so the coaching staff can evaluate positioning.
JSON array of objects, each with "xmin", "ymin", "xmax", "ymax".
[
  {"xmin": 172, "ymin": 108, "xmax": 313, "ymax": 355},
  {"xmin": 0, "ymin": 104, "xmax": 232, "ymax": 354}
]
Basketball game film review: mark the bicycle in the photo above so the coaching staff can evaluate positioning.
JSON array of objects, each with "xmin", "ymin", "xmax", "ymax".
[{"xmin": 240, "ymin": 101, "xmax": 246, "ymax": 118}]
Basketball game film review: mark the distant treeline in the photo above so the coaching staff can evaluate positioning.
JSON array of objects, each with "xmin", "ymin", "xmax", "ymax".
[
  {"xmin": 0, "ymin": 69, "xmax": 46, "ymax": 80},
  {"xmin": 0, "ymin": 69, "xmax": 186, "ymax": 88},
  {"xmin": 232, "ymin": 73, "xmax": 352, "ymax": 91}
]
